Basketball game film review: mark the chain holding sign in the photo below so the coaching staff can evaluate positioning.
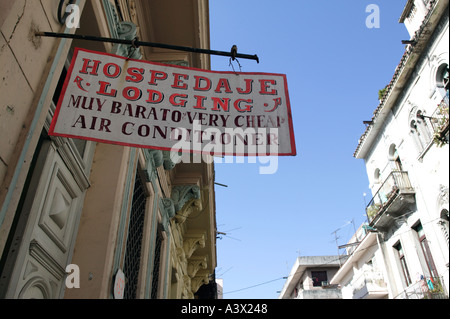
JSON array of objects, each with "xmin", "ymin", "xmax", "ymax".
[{"xmin": 49, "ymin": 48, "xmax": 296, "ymax": 157}]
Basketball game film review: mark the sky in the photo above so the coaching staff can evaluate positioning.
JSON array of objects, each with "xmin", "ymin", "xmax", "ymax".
[{"xmin": 208, "ymin": 1, "xmax": 410, "ymax": 299}]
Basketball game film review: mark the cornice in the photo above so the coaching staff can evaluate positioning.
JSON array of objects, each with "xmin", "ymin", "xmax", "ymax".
[
  {"xmin": 354, "ymin": 0, "xmax": 448, "ymax": 159},
  {"xmin": 399, "ymin": 0, "xmax": 416, "ymax": 23}
]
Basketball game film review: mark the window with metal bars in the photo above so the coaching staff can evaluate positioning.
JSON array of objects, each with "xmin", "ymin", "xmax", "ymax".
[
  {"xmin": 151, "ymin": 225, "xmax": 164, "ymax": 299},
  {"xmin": 123, "ymin": 171, "xmax": 147, "ymax": 299}
]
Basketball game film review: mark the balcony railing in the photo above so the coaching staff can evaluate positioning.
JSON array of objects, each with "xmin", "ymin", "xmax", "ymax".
[
  {"xmin": 366, "ymin": 171, "xmax": 415, "ymax": 226},
  {"xmin": 394, "ymin": 276, "xmax": 448, "ymax": 299},
  {"xmin": 430, "ymin": 96, "xmax": 449, "ymax": 146}
]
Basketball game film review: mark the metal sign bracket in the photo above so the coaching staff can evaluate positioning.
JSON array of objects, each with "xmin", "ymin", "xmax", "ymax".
[{"xmin": 35, "ymin": 32, "xmax": 260, "ymax": 64}]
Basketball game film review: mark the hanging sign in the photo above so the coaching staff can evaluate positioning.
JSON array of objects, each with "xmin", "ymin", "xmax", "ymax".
[{"xmin": 49, "ymin": 48, "xmax": 296, "ymax": 156}]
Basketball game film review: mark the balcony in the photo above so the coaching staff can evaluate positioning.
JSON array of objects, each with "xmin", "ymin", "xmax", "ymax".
[
  {"xmin": 296, "ymin": 288, "xmax": 342, "ymax": 299},
  {"xmin": 394, "ymin": 276, "xmax": 448, "ymax": 299},
  {"xmin": 429, "ymin": 96, "xmax": 449, "ymax": 146},
  {"xmin": 366, "ymin": 171, "xmax": 415, "ymax": 229},
  {"xmin": 352, "ymin": 269, "xmax": 388, "ymax": 299}
]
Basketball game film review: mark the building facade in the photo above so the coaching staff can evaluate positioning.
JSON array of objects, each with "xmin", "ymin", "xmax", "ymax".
[
  {"xmin": 278, "ymin": 256, "xmax": 345, "ymax": 299},
  {"xmin": 330, "ymin": 224, "xmax": 390, "ymax": 299},
  {"xmin": 336, "ymin": 0, "xmax": 449, "ymax": 299},
  {"xmin": 0, "ymin": 0, "xmax": 217, "ymax": 299}
]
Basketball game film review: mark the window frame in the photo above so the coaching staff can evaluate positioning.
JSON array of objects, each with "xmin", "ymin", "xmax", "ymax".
[
  {"xmin": 394, "ymin": 242, "xmax": 412, "ymax": 287},
  {"xmin": 311, "ymin": 270, "xmax": 328, "ymax": 287},
  {"xmin": 413, "ymin": 222, "xmax": 439, "ymax": 278}
]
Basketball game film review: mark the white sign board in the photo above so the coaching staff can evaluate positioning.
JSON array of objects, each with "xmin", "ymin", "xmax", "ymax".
[{"xmin": 49, "ymin": 48, "xmax": 296, "ymax": 156}]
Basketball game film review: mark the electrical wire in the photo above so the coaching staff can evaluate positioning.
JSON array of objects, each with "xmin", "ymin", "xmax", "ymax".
[
  {"xmin": 223, "ymin": 277, "xmax": 287, "ymax": 295},
  {"xmin": 222, "ymin": 216, "xmax": 447, "ymax": 296}
]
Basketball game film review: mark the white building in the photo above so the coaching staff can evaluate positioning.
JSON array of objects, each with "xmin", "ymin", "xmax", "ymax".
[
  {"xmin": 332, "ymin": 0, "xmax": 449, "ymax": 299},
  {"xmin": 216, "ymin": 278, "xmax": 223, "ymax": 299},
  {"xmin": 278, "ymin": 256, "xmax": 345, "ymax": 299},
  {"xmin": 331, "ymin": 223, "xmax": 390, "ymax": 299}
]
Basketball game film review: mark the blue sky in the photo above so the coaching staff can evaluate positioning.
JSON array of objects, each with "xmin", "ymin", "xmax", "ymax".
[{"xmin": 209, "ymin": 1, "xmax": 410, "ymax": 299}]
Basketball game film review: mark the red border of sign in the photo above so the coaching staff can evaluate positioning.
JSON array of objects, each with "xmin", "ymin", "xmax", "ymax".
[{"xmin": 49, "ymin": 48, "xmax": 297, "ymax": 157}]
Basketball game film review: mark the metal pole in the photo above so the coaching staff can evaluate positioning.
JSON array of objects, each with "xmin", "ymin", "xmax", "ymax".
[{"xmin": 35, "ymin": 31, "xmax": 260, "ymax": 63}]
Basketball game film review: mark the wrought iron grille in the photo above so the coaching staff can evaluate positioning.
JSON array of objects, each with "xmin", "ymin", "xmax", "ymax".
[
  {"xmin": 365, "ymin": 171, "xmax": 414, "ymax": 224},
  {"xmin": 394, "ymin": 276, "xmax": 448, "ymax": 299},
  {"xmin": 123, "ymin": 172, "xmax": 147, "ymax": 299},
  {"xmin": 151, "ymin": 226, "xmax": 163, "ymax": 299}
]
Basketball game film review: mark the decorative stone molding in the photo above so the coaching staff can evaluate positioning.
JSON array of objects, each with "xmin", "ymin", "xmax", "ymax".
[
  {"xmin": 438, "ymin": 184, "xmax": 449, "ymax": 206},
  {"xmin": 175, "ymin": 199, "xmax": 202, "ymax": 224},
  {"xmin": 164, "ymin": 61, "xmax": 190, "ymax": 67},
  {"xmin": 182, "ymin": 275, "xmax": 194, "ymax": 299},
  {"xmin": 163, "ymin": 151, "xmax": 178, "ymax": 170},
  {"xmin": 18, "ymin": 276, "xmax": 53, "ymax": 299},
  {"xmin": 437, "ymin": 219, "xmax": 449, "ymax": 247},
  {"xmin": 437, "ymin": 185, "xmax": 449, "ymax": 248},
  {"xmin": 102, "ymin": 0, "xmax": 142, "ymax": 59},
  {"xmin": 149, "ymin": 150, "xmax": 164, "ymax": 168},
  {"xmin": 128, "ymin": 0, "xmax": 138, "ymax": 24},
  {"xmin": 191, "ymin": 271, "xmax": 210, "ymax": 294},
  {"xmin": 176, "ymin": 247, "xmax": 187, "ymax": 265},
  {"xmin": 103, "ymin": 0, "xmax": 121, "ymax": 37},
  {"xmin": 187, "ymin": 256, "xmax": 207, "ymax": 278},
  {"xmin": 160, "ymin": 198, "xmax": 176, "ymax": 219},
  {"xmin": 142, "ymin": 150, "xmax": 162, "ymax": 182},
  {"xmin": 170, "ymin": 185, "xmax": 202, "ymax": 224},
  {"xmin": 29, "ymin": 240, "xmax": 66, "ymax": 281},
  {"xmin": 171, "ymin": 185, "xmax": 201, "ymax": 212},
  {"xmin": 159, "ymin": 198, "xmax": 175, "ymax": 232},
  {"xmin": 143, "ymin": 150, "xmax": 178, "ymax": 183},
  {"xmin": 183, "ymin": 233, "xmax": 206, "ymax": 259}
]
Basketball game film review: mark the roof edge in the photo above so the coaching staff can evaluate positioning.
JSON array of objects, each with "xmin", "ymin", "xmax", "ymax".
[{"xmin": 354, "ymin": 0, "xmax": 447, "ymax": 159}]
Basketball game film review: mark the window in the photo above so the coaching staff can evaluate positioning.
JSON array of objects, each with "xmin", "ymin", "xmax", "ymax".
[
  {"xmin": 374, "ymin": 168, "xmax": 381, "ymax": 184},
  {"xmin": 151, "ymin": 225, "xmax": 164, "ymax": 299},
  {"xmin": 394, "ymin": 242, "xmax": 412, "ymax": 286},
  {"xmin": 388, "ymin": 145, "xmax": 405, "ymax": 172},
  {"xmin": 413, "ymin": 222, "xmax": 439, "ymax": 278},
  {"xmin": 388, "ymin": 144, "xmax": 403, "ymax": 171},
  {"xmin": 123, "ymin": 170, "xmax": 147, "ymax": 299},
  {"xmin": 409, "ymin": 108, "xmax": 433, "ymax": 155},
  {"xmin": 436, "ymin": 64, "xmax": 449, "ymax": 95},
  {"xmin": 311, "ymin": 271, "xmax": 328, "ymax": 287}
]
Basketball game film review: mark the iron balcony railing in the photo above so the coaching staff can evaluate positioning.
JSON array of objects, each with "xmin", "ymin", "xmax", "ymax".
[
  {"xmin": 430, "ymin": 95, "xmax": 449, "ymax": 144},
  {"xmin": 394, "ymin": 276, "xmax": 448, "ymax": 299},
  {"xmin": 366, "ymin": 171, "xmax": 414, "ymax": 225}
]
